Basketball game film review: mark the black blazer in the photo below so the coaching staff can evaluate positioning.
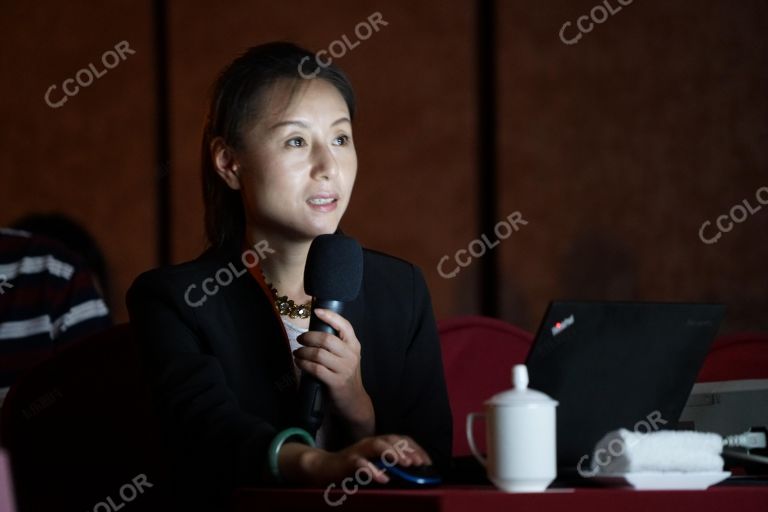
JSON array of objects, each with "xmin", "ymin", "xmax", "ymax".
[{"xmin": 126, "ymin": 240, "xmax": 452, "ymax": 503}]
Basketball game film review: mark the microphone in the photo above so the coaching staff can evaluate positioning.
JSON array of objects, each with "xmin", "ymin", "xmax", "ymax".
[{"xmin": 297, "ymin": 234, "xmax": 363, "ymax": 437}]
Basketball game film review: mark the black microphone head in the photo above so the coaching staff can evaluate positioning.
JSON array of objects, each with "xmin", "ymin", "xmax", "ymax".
[{"xmin": 304, "ymin": 234, "xmax": 363, "ymax": 301}]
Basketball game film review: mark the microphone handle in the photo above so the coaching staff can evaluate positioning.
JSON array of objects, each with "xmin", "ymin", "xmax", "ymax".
[
  {"xmin": 308, "ymin": 299, "xmax": 343, "ymax": 335},
  {"xmin": 297, "ymin": 299, "xmax": 343, "ymax": 436}
]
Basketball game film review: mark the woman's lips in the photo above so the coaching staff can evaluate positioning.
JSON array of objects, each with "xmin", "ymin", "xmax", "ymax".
[{"xmin": 307, "ymin": 195, "xmax": 339, "ymax": 212}]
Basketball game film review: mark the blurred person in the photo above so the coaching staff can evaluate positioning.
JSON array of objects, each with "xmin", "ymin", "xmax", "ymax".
[
  {"xmin": 11, "ymin": 212, "xmax": 112, "ymax": 313},
  {"xmin": 127, "ymin": 42, "xmax": 451, "ymax": 509},
  {"xmin": 0, "ymin": 228, "xmax": 111, "ymax": 409}
]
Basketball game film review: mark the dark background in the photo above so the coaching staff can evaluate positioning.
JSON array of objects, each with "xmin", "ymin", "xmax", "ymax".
[{"xmin": 1, "ymin": 0, "xmax": 766, "ymax": 333}]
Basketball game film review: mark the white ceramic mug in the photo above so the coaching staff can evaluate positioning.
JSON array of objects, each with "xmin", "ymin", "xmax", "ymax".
[{"xmin": 466, "ymin": 364, "xmax": 558, "ymax": 492}]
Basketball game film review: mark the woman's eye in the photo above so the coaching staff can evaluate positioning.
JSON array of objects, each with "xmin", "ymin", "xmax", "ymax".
[
  {"xmin": 286, "ymin": 137, "xmax": 306, "ymax": 148},
  {"xmin": 333, "ymin": 135, "xmax": 350, "ymax": 146}
]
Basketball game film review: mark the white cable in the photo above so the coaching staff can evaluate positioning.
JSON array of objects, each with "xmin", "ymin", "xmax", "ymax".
[{"xmin": 722, "ymin": 431, "xmax": 767, "ymax": 450}]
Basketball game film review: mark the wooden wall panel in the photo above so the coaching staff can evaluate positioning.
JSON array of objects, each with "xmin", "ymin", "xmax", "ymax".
[
  {"xmin": 496, "ymin": 0, "xmax": 768, "ymax": 332},
  {"xmin": 0, "ymin": 0, "xmax": 157, "ymax": 322},
  {"xmin": 3, "ymin": 0, "xmax": 765, "ymax": 331}
]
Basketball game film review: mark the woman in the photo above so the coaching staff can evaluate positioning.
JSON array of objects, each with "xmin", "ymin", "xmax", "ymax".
[{"xmin": 127, "ymin": 42, "xmax": 451, "ymax": 508}]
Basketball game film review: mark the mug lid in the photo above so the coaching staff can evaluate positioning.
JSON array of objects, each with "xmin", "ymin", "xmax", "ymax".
[{"xmin": 485, "ymin": 364, "xmax": 559, "ymax": 406}]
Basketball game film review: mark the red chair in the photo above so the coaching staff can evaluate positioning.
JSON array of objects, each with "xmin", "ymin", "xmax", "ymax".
[
  {"xmin": 438, "ymin": 316, "xmax": 533, "ymax": 457},
  {"xmin": 0, "ymin": 324, "xmax": 169, "ymax": 511},
  {"xmin": 697, "ymin": 332, "xmax": 768, "ymax": 382}
]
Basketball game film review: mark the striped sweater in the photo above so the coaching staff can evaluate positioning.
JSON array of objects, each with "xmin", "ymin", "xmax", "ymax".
[{"xmin": 0, "ymin": 228, "xmax": 111, "ymax": 396}]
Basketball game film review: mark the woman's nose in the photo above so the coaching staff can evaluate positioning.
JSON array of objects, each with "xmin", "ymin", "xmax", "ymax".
[{"xmin": 310, "ymin": 144, "xmax": 339, "ymax": 180}]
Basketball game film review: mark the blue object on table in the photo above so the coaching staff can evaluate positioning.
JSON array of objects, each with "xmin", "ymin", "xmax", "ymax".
[{"xmin": 374, "ymin": 461, "xmax": 443, "ymax": 486}]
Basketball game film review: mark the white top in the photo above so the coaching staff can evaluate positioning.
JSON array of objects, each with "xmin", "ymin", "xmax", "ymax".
[{"xmin": 283, "ymin": 318, "xmax": 307, "ymax": 354}]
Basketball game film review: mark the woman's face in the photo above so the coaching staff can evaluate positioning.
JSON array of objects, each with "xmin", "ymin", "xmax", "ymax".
[{"xmin": 231, "ymin": 78, "xmax": 357, "ymax": 242}]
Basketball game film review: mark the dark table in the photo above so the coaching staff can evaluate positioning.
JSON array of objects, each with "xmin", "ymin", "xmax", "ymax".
[{"xmin": 234, "ymin": 482, "xmax": 768, "ymax": 512}]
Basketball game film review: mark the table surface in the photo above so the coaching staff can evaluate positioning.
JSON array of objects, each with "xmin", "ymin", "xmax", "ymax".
[{"xmin": 235, "ymin": 483, "xmax": 768, "ymax": 512}]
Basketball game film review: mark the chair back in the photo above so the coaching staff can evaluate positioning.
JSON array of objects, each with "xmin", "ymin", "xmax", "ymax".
[
  {"xmin": 0, "ymin": 324, "xmax": 169, "ymax": 511},
  {"xmin": 697, "ymin": 332, "xmax": 768, "ymax": 382},
  {"xmin": 438, "ymin": 316, "xmax": 533, "ymax": 457}
]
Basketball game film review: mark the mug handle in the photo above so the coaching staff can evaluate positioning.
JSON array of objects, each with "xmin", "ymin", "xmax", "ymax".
[{"xmin": 466, "ymin": 412, "xmax": 486, "ymax": 466}]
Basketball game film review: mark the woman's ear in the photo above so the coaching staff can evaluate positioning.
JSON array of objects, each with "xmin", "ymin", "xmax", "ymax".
[{"xmin": 210, "ymin": 137, "xmax": 241, "ymax": 190}]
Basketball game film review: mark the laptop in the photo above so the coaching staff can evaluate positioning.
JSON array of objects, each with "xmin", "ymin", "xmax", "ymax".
[{"xmin": 525, "ymin": 301, "xmax": 725, "ymax": 472}]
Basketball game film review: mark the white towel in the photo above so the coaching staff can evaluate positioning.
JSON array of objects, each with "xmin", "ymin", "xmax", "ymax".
[{"xmin": 590, "ymin": 429, "xmax": 724, "ymax": 474}]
